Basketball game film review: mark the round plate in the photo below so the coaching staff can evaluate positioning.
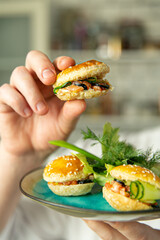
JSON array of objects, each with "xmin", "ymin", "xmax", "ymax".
[{"xmin": 20, "ymin": 168, "xmax": 160, "ymax": 222}]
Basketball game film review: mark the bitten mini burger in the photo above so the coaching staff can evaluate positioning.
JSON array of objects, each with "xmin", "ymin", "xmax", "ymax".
[
  {"xmin": 53, "ymin": 60, "xmax": 112, "ymax": 100},
  {"xmin": 43, "ymin": 155, "xmax": 94, "ymax": 196},
  {"xmin": 103, "ymin": 165, "xmax": 160, "ymax": 211}
]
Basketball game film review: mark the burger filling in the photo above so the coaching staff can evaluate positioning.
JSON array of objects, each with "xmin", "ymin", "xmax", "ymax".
[
  {"xmin": 105, "ymin": 179, "xmax": 160, "ymax": 207},
  {"xmin": 49, "ymin": 175, "xmax": 94, "ymax": 186},
  {"xmin": 53, "ymin": 77, "xmax": 111, "ymax": 94}
]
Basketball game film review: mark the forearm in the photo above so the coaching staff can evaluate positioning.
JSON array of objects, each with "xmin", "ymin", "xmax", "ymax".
[{"xmin": 0, "ymin": 143, "xmax": 47, "ymax": 232}]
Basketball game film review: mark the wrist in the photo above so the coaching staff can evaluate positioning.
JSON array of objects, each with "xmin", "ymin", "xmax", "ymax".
[
  {"xmin": 0, "ymin": 142, "xmax": 46, "ymax": 231},
  {"xmin": 0, "ymin": 142, "xmax": 50, "ymax": 177}
]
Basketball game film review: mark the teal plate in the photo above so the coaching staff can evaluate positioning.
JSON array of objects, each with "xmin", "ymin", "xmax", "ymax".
[{"xmin": 20, "ymin": 168, "xmax": 160, "ymax": 221}]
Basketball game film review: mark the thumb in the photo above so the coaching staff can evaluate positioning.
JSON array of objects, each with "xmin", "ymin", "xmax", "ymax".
[{"xmin": 58, "ymin": 100, "xmax": 86, "ymax": 137}]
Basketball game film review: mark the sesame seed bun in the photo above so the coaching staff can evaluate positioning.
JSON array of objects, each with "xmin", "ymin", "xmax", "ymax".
[
  {"xmin": 110, "ymin": 165, "xmax": 160, "ymax": 189},
  {"xmin": 103, "ymin": 187, "xmax": 152, "ymax": 211},
  {"xmin": 53, "ymin": 60, "xmax": 112, "ymax": 101},
  {"xmin": 43, "ymin": 155, "xmax": 94, "ymax": 196},
  {"xmin": 103, "ymin": 165, "xmax": 160, "ymax": 211},
  {"xmin": 43, "ymin": 155, "xmax": 89, "ymax": 182}
]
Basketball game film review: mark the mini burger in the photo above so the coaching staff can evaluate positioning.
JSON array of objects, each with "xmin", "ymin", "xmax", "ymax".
[
  {"xmin": 103, "ymin": 165, "xmax": 160, "ymax": 211},
  {"xmin": 43, "ymin": 155, "xmax": 94, "ymax": 196},
  {"xmin": 53, "ymin": 60, "xmax": 112, "ymax": 100}
]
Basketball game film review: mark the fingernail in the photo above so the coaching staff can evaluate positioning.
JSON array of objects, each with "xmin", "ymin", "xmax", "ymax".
[
  {"xmin": 42, "ymin": 69, "xmax": 55, "ymax": 79},
  {"xmin": 24, "ymin": 107, "xmax": 32, "ymax": 116},
  {"xmin": 36, "ymin": 101, "xmax": 46, "ymax": 112}
]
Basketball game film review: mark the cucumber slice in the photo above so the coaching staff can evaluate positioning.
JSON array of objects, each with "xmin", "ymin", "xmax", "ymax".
[
  {"xmin": 136, "ymin": 181, "xmax": 144, "ymax": 200},
  {"xmin": 143, "ymin": 200, "xmax": 156, "ymax": 204},
  {"xmin": 130, "ymin": 180, "xmax": 160, "ymax": 202},
  {"xmin": 130, "ymin": 181, "xmax": 139, "ymax": 199},
  {"xmin": 140, "ymin": 181, "xmax": 160, "ymax": 201},
  {"xmin": 126, "ymin": 180, "xmax": 160, "ymax": 204}
]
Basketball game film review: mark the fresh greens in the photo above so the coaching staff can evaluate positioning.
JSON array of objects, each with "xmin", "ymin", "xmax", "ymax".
[
  {"xmin": 81, "ymin": 122, "xmax": 160, "ymax": 172},
  {"xmin": 53, "ymin": 81, "xmax": 72, "ymax": 94},
  {"xmin": 85, "ymin": 77, "xmax": 97, "ymax": 83},
  {"xmin": 130, "ymin": 181, "xmax": 144, "ymax": 200},
  {"xmin": 72, "ymin": 153, "xmax": 111, "ymax": 186},
  {"xmin": 49, "ymin": 122, "xmax": 160, "ymax": 186},
  {"xmin": 130, "ymin": 180, "xmax": 160, "ymax": 202},
  {"xmin": 138, "ymin": 181, "xmax": 160, "ymax": 202},
  {"xmin": 53, "ymin": 77, "xmax": 97, "ymax": 94},
  {"xmin": 81, "ymin": 122, "xmax": 138, "ymax": 166},
  {"xmin": 49, "ymin": 140, "xmax": 101, "ymax": 164},
  {"xmin": 49, "ymin": 141, "xmax": 109, "ymax": 186},
  {"xmin": 73, "ymin": 153, "xmax": 94, "ymax": 175}
]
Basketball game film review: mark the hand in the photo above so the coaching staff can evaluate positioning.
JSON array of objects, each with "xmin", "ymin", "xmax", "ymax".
[
  {"xmin": 0, "ymin": 50, "xmax": 86, "ymax": 169},
  {"xmin": 84, "ymin": 220, "xmax": 160, "ymax": 240}
]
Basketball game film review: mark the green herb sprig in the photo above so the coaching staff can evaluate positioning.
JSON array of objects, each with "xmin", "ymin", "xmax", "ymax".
[
  {"xmin": 81, "ymin": 122, "xmax": 160, "ymax": 173},
  {"xmin": 49, "ymin": 122, "xmax": 160, "ymax": 185}
]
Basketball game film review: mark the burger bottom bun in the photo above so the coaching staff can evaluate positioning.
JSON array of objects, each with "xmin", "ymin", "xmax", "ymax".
[
  {"xmin": 56, "ymin": 88, "xmax": 110, "ymax": 101},
  {"xmin": 103, "ymin": 187, "xmax": 152, "ymax": 211},
  {"xmin": 48, "ymin": 182, "xmax": 95, "ymax": 196}
]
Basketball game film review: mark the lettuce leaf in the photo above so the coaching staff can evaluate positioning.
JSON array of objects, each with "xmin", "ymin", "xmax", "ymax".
[
  {"xmin": 72, "ymin": 153, "xmax": 94, "ymax": 175},
  {"xmin": 72, "ymin": 153, "xmax": 110, "ymax": 186}
]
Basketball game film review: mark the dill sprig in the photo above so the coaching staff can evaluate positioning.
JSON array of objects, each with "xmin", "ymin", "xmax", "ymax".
[
  {"xmin": 49, "ymin": 121, "xmax": 160, "ymax": 185},
  {"xmin": 81, "ymin": 122, "xmax": 160, "ymax": 172}
]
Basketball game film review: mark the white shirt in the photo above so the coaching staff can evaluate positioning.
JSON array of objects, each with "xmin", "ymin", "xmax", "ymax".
[
  {"xmin": 1, "ymin": 197, "xmax": 100, "ymax": 240},
  {"xmin": 1, "ymin": 126, "xmax": 160, "ymax": 240}
]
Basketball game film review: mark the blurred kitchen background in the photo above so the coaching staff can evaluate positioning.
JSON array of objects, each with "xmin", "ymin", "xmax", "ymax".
[{"xmin": 1, "ymin": 0, "xmax": 160, "ymax": 133}]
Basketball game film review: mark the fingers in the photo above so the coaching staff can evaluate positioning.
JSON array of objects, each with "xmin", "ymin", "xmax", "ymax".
[
  {"xmin": 8, "ymin": 52, "xmax": 76, "ymax": 116},
  {"xmin": 25, "ymin": 50, "xmax": 57, "ymax": 85},
  {"xmin": 58, "ymin": 100, "xmax": 86, "ymax": 137},
  {"xmin": 0, "ymin": 84, "xmax": 32, "ymax": 117},
  {"xmin": 26, "ymin": 50, "xmax": 75, "ymax": 85},
  {"xmin": 53, "ymin": 56, "xmax": 75, "ymax": 72},
  {"xmin": 0, "ymin": 50, "xmax": 76, "ymax": 118},
  {"xmin": 10, "ymin": 66, "xmax": 48, "ymax": 115},
  {"xmin": 84, "ymin": 220, "xmax": 127, "ymax": 240},
  {"xmin": 106, "ymin": 221, "xmax": 160, "ymax": 240}
]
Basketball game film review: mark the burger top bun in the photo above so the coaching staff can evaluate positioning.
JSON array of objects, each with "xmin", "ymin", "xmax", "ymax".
[
  {"xmin": 43, "ymin": 155, "xmax": 89, "ymax": 183},
  {"xmin": 110, "ymin": 165, "xmax": 160, "ymax": 189},
  {"xmin": 53, "ymin": 60, "xmax": 110, "ymax": 88}
]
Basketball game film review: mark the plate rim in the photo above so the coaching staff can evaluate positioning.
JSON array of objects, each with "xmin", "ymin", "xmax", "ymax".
[{"xmin": 20, "ymin": 167, "xmax": 160, "ymax": 217}]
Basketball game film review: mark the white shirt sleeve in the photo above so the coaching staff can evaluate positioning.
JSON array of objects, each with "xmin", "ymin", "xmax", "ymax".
[{"xmin": 0, "ymin": 196, "xmax": 101, "ymax": 240}]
